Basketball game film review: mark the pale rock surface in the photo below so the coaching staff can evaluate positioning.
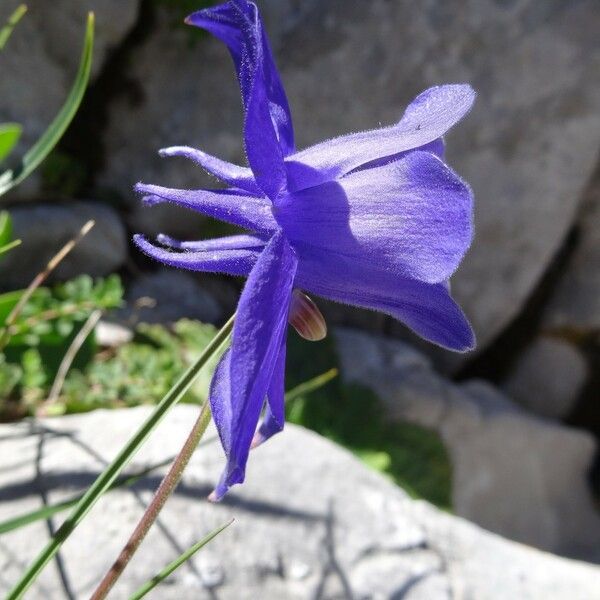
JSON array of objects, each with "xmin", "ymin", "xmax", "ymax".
[
  {"xmin": 98, "ymin": 5, "xmax": 246, "ymax": 237},
  {"xmin": 0, "ymin": 406, "xmax": 599, "ymax": 599},
  {"xmin": 502, "ymin": 336, "xmax": 588, "ymax": 419},
  {"xmin": 543, "ymin": 164, "xmax": 600, "ymax": 334},
  {"xmin": 334, "ymin": 327, "xmax": 600, "ymax": 560}
]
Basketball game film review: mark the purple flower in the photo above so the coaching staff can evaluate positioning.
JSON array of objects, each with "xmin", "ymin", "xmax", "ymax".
[{"xmin": 134, "ymin": 0, "xmax": 476, "ymax": 500}]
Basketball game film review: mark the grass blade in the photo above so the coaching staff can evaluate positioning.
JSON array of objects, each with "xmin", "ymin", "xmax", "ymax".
[
  {"xmin": 0, "ymin": 124, "xmax": 22, "ymax": 163},
  {"xmin": 0, "ymin": 210, "xmax": 20, "ymax": 257},
  {"xmin": 0, "ymin": 4, "xmax": 27, "ymax": 50},
  {"xmin": 285, "ymin": 368, "xmax": 338, "ymax": 404},
  {"xmin": 128, "ymin": 519, "xmax": 234, "ymax": 600},
  {"xmin": 6, "ymin": 314, "xmax": 234, "ymax": 600},
  {"xmin": 0, "ymin": 210, "xmax": 12, "ymax": 246},
  {"xmin": 0, "ymin": 12, "xmax": 94, "ymax": 196},
  {"xmin": 0, "ymin": 238, "xmax": 21, "ymax": 256}
]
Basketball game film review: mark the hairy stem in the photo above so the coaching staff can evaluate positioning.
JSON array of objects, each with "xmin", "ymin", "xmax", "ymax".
[
  {"xmin": 7, "ymin": 314, "xmax": 233, "ymax": 600},
  {"xmin": 90, "ymin": 400, "xmax": 213, "ymax": 600}
]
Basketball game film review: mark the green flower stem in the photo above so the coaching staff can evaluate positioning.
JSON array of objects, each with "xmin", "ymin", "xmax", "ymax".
[
  {"xmin": 6, "ymin": 314, "xmax": 234, "ymax": 600},
  {"xmin": 285, "ymin": 367, "xmax": 338, "ymax": 404},
  {"xmin": 128, "ymin": 519, "xmax": 234, "ymax": 600},
  {"xmin": 90, "ymin": 399, "xmax": 214, "ymax": 600}
]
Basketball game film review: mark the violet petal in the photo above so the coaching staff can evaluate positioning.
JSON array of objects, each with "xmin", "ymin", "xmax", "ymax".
[
  {"xmin": 286, "ymin": 84, "xmax": 474, "ymax": 191},
  {"xmin": 211, "ymin": 230, "xmax": 297, "ymax": 499},
  {"xmin": 277, "ymin": 151, "xmax": 473, "ymax": 285}
]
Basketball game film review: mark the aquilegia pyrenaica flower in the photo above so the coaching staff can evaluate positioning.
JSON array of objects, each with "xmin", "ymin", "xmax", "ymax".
[{"xmin": 134, "ymin": 0, "xmax": 476, "ymax": 500}]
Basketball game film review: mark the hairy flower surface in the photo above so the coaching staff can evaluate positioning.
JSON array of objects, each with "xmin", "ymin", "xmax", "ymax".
[{"xmin": 135, "ymin": 0, "xmax": 476, "ymax": 500}]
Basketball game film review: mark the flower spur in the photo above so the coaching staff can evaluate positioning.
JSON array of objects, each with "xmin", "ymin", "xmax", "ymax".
[{"xmin": 134, "ymin": 0, "xmax": 476, "ymax": 500}]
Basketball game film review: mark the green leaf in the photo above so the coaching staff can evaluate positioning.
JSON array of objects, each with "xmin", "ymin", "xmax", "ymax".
[
  {"xmin": 0, "ymin": 355, "xmax": 21, "ymax": 398},
  {"xmin": 0, "ymin": 211, "xmax": 20, "ymax": 257},
  {"xmin": 0, "ymin": 4, "xmax": 27, "ymax": 50},
  {"xmin": 0, "ymin": 211, "xmax": 12, "ymax": 247},
  {"xmin": 128, "ymin": 519, "xmax": 234, "ymax": 600},
  {"xmin": 6, "ymin": 314, "xmax": 234, "ymax": 600},
  {"xmin": 0, "ymin": 124, "xmax": 22, "ymax": 163},
  {"xmin": 0, "ymin": 289, "xmax": 24, "ymax": 325},
  {"xmin": 0, "ymin": 12, "xmax": 94, "ymax": 196}
]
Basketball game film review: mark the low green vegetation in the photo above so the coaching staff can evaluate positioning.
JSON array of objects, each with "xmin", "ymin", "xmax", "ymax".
[
  {"xmin": 0, "ymin": 272, "xmax": 453, "ymax": 509},
  {"xmin": 0, "ymin": 275, "xmax": 123, "ymax": 417},
  {"xmin": 61, "ymin": 319, "xmax": 221, "ymax": 414},
  {"xmin": 0, "ymin": 275, "xmax": 222, "ymax": 418}
]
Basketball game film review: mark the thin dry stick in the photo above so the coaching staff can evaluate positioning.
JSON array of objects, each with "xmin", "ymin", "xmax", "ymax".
[
  {"xmin": 41, "ymin": 309, "xmax": 102, "ymax": 412},
  {"xmin": 8, "ymin": 300, "xmax": 99, "ymax": 336},
  {"xmin": 90, "ymin": 400, "xmax": 213, "ymax": 600},
  {"xmin": 0, "ymin": 219, "xmax": 95, "ymax": 350}
]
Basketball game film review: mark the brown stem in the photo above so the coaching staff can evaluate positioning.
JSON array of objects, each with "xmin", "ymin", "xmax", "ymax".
[
  {"xmin": 0, "ymin": 219, "xmax": 95, "ymax": 350},
  {"xmin": 8, "ymin": 300, "xmax": 98, "ymax": 335},
  {"xmin": 42, "ymin": 309, "xmax": 102, "ymax": 412},
  {"xmin": 89, "ymin": 400, "xmax": 212, "ymax": 600}
]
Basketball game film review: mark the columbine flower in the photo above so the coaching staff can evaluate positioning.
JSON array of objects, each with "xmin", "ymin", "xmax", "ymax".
[{"xmin": 134, "ymin": 0, "xmax": 476, "ymax": 500}]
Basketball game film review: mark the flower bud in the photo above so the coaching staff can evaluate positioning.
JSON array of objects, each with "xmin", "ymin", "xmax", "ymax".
[{"xmin": 289, "ymin": 289, "xmax": 327, "ymax": 341}]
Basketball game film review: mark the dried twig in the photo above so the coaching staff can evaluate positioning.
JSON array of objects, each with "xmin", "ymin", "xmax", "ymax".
[
  {"xmin": 7, "ymin": 300, "xmax": 98, "ymax": 336},
  {"xmin": 40, "ymin": 309, "xmax": 103, "ymax": 414},
  {"xmin": 0, "ymin": 219, "xmax": 95, "ymax": 350}
]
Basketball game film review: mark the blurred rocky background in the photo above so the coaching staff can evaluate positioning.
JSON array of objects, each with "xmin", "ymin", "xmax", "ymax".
[{"xmin": 0, "ymin": 0, "xmax": 599, "ymax": 595}]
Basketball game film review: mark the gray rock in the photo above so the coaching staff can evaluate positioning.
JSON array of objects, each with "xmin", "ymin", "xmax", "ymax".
[
  {"xmin": 100, "ymin": 0, "xmax": 600, "ymax": 358},
  {"xmin": 334, "ymin": 327, "xmax": 600, "ymax": 560},
  {"xmin": 502, "ymin": 336, "xmax": 588, "ymax": 419},
  {"xmin": 1, "ymin": 406, "xmax": 599, "ymax": 599},
  {"xmin": 455, "ymin": 380, "xmax": 599, "ymax": 559},
  {"xmin": 99, "ymin": 5, "xmax": 245, "ymax": 237},
  {"xmin": 543, "ymin": 165, "xmax": 600, "ymax": 334},
  {"xmin": 0, "ymin": 201, "xmax": 127, "ymax": 288},
  {"xmin": 0, "ymin": 0, "xmax": 141, "ymax": 198},
  {"xmin": 126, "ymin": 201, "xmax": 208, "ymax": 241},
  {"xmin": 119, "ymin": 269, "xmax": 223, "ymax": 325}
]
